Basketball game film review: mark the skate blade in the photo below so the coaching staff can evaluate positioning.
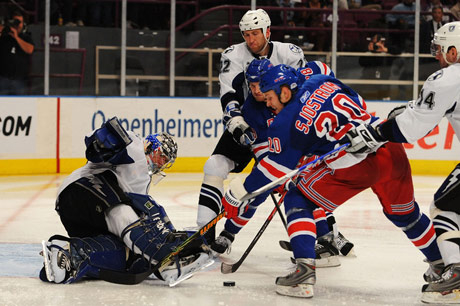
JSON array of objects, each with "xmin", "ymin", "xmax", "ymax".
[
  {"xmin": 165, "ymin": 254, "xmax": 215, "ymax": 287},
  {"xmin": 316, "ymin": 255, "xmax": 341, "ymax": 268},
  {"xmin": 41, "ymin": 240, "xmax": 54, "ymax": 282},
  {"xmin": 276, "ymin": 283, "xmax": 314, "ymax": 298},
  {"xmin": 421, "ymin": 289, "xmax": 460, "ymax": 304}
]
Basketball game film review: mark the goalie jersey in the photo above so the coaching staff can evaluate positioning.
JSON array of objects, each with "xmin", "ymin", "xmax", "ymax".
[
  {"xmin": 242, "ymin": 61, "xmax": 335, "ymax": 162},
  {"xmin": 243, "ymin": 74, "xmax": 382, "ymax": 193},
  {"xmin": 394, "ymin": 63, "xmax": 460, "ymax": 143},
  {"xmin": 219, "ymin": 41, "xmax": 306, "ymax": 111},
  {"xmin": 58, "ymin": 131, "xmax": 151, "ymax": 196}
]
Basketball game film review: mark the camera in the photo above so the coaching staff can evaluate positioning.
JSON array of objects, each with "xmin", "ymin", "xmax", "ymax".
[
  {"xmin": 367, "ymin": 34, "xmax": 385, "ymax": 52},
  {"xmin": 2, "ymin": 18, "xmax": 21, "ymax": 35}
]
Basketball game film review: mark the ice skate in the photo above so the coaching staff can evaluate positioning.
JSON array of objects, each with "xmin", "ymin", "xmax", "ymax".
[
  {"xmin": 210, "ymin": 230, "xmax": 234, "ymax": 255},
  {"xmin": 316, "ymin": 233, "xmax": 340, "ymax": 268},
  {"xmin": 160, "ymin": 252, "xmax": 214, "ymax": 287},
  {"xmin": 421, "ymin": 263, "xmax": 460, "ymax": 304},
  {"xmin": 423, "ymin": 259, "xmax": 444, "ymax": 283},
  {"xmin": 40, "ymin": 239, "xmax": 73, "ymax": 283},
  {"xmin": 276, "ymin": 258, "xmax": 316, "ymax": 298},
  {"xmin": 333, "ymin": 232, "xmax": 356, "ymax": 257}
]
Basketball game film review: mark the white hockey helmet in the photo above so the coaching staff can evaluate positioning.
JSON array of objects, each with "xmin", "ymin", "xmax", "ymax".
[
  {"xmin": 431, "ymin": 21, "xmax": 460, "ymax": 64},
  {"xmin": 239, "ymin": 9, "xmax": 271, "ymax": 40}
]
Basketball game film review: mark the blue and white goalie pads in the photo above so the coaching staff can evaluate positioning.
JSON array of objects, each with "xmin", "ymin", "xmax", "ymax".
[
  {"xmin": 85, "ymin": 117, "xmax": 132, "ymax": 163},
  {"xmin": 40, "ymin": 234, "xmax": 127, "ymax": 284}
]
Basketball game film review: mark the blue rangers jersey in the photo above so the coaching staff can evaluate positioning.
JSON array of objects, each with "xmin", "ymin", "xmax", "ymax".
[
  {"xmin": 219, "ymin": 41, "xmax": 306, "ymax": 111},
  {"xmin": 243, "ymin": 74, "xmax": 382, "ymax": 193},
  {"xmin": 242, "ymin": 61, "xmax": 335, "ymax": 162}
]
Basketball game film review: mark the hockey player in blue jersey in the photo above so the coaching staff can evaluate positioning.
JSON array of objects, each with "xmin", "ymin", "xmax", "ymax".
[
  {"xmin": 40, "ymin": 117, "xmax": 212, "ymax": 286},
  {"xmin": 213, "ymin": 58, "xmax": 355, "ymax": 267},
  {"xmin": 221, "ymin": 64, "xmax": 442, "ymax": 298},
  {"xmin": 196, "ymin": 8, "xmax": 307, "ymax": 248}
]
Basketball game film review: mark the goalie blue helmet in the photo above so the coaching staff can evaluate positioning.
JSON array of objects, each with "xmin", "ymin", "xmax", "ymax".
[
  {"xmin": 144, "ymin": 133, "xmax": 178, "ymax": 175},
  {"xmin": 245, "ymin": 59, "xmax": 273, "ymax": 83},
  {"xmin": 259, "ymin": 64, "xmax": 298, "ymax": 95}
]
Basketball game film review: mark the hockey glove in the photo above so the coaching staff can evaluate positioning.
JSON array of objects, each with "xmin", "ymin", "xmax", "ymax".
[
  {"xmin": 344, "ymin": 123, "xmax": 385, "ymax": 154},
  {"xmin": 222, "ymin": 177, "xmax": 251, "ymax": 219},
  {"xmin": 223, "ymin": 101, "xmax": 257, "ymax": 146},
  {"xmin": 85, "ymin": 117, "xmax": 132, "ymax": 163}
]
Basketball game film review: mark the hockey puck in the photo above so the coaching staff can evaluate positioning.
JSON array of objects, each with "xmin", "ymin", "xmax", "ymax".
[{"xmin": 223, "ymin": 281, "xmax": 236, "ymax": 287}]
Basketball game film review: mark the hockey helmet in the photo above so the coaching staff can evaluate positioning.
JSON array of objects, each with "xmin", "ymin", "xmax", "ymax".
[
  {"xmin": 259, "ymin": 64, "xmax": 298, "ymax": 96},
  {"xmin": 245, "ymin": 58, "xmax": 273, "ymax": 83},
  {"xmin": 144, "ymin": 132, "xmax": 178, "ymax": 175},
  {"xmin": 431, "ymin": 21, "xmax": 460, "ymax": 64},
  {"xmin": 239, "ymin": 9, "xmax": 271, "ymax": 40}
]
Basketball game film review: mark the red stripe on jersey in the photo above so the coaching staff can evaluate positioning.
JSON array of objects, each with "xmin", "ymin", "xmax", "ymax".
[
  {"xmin": 253, "ymin": 144, "xmax": 268, "ymax": 155},
  {"xmin": 259, "ymin": 158, "xmax": 287, "ymax": 179},
  {"xmin": 321, "ymin": 62, "xmax": 328, "ymax": 75},
  {"xmin": 313, "ymin": 209, "xmax": 326, "ymax": 220},
  {"xmin": 231, "ymin": 215, "xmax": 249, "ymax": 227},
  {"xmin": 287, "ymin": 220, "xmax": 316, "ymax": 237},
  {"xmin": 413, "ymin": 225, "xmax": 436, "ymax": 248}
]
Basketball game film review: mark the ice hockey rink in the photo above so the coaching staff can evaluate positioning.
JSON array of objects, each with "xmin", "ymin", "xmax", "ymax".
[{"xmin": 0, "ymin": 172, "xmax": 448, "ymax": 306}]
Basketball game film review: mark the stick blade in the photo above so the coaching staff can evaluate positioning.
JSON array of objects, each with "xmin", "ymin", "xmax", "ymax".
[{"xmin": 221, "ymin": 261, "xmax": 237, "ymax": 274}]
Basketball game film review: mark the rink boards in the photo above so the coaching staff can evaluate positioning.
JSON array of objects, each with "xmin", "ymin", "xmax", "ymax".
[{"xmin": 0, "ymin": 96, "xmax": 458, "ymax": 175}]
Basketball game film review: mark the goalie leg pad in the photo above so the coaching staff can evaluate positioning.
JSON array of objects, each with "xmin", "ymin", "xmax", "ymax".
[
  {"xmin": 40, "ymin": 234, "xmax": 127, "ymax": 283},
  {"xmin": 121, "ymin": 214, "xmax": 183, "ymax": 264}
]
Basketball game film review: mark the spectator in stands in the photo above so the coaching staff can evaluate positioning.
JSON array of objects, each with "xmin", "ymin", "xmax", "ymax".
[
  {"xmin": 349, "ymin": 0, "xmax": 382, "ymax": 10},
  {"xmin": 359, "ymin": 34, "xmax": 392, "ymax": 81},
  {"xmin": 423, "ymin": 0, "xmax": 451, "ymax": 23},
  {"xmin": 0, "ymin": 10, "xmax": 34, "ymax": 95},
  {"xmin": 75, "ymin": 1, "xmax": 113, "ymax": 27},
  {"xmin": 420, "ymin": 6, "xmax": 446, "ymax": 53},
  {"xmin": 386, "ymin": 0, "xmax": 416, "ymax": 54},
  {"xmin": 451, "ymin": 0, "xmax": 460, "ymax": 21},
  {"xmin": 385, "ymin": 0, "xmax": 416, "ymax": 28},
  {"xmin": 295, "ymin": 0, "xmax": 330, "ymax": 51}
]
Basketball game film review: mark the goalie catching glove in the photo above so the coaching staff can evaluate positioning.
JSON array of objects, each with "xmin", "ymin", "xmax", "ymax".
[
  {"xmin": 222, "ymin": 177, "xmax": 252, "ymax": 219},
  {"xmin": 223, "ymin": 101, "xmax": 257, "ymax": 146},
  {"xmin": 344, "ymin": 123, "xmax": 386, "ymax": 154}
]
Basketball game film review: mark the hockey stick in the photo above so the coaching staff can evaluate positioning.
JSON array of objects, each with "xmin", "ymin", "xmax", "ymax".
[
  {"xmin": 240, "ymin": 143, "xmax": 349, "ymax": 202},
  {"xmin": 99, "ymin": 210, "xmax": 226, "ymax": 285},
  {"xmin": 269, "ymin": 193, "xmax": 292, "ymax": 251},
  {"xmin": 221, "ymin": 192, "xmax": 287, "ymax": 274}
]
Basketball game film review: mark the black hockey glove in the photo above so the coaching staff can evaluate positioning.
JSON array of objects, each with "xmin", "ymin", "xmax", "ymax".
[
  {"xmin": 344, "ymin": 123, "xmax": 386, "ymax": 154},
  {"xmin": 223, "ymin": 101, "xmax": 257, "ymax": 146}
]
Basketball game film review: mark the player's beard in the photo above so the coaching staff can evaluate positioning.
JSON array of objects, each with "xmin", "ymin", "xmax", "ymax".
[{"xmin": 248, "ymin": 39, "xmax": 269, "ymax": 56}]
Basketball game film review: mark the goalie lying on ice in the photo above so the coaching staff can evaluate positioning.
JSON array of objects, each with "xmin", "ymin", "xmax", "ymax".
[{"xmin": 39, "ymin": 117, "xmax": 212, "ymax": 285}]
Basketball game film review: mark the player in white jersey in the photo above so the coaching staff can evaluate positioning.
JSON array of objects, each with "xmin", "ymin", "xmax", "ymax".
[
  {"xmin": 344, "ymin": 21, "xmax": 460, "ymax": 304},
  {"xmin": 196, "ymin": 8, "xmax": 306, "ymax": 247},
  {"xmin": 40, "ymin": 117, "xmax": 212, "ymax": 285}
]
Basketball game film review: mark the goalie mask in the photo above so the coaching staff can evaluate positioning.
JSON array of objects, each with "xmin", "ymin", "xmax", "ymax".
[
  {"xmin": 431, "ymin": 21, "xmax": 460, "ymax": 65},
  {"xmin": 144, "ymin": 133, "xmax": 178, "ymax": 175}
]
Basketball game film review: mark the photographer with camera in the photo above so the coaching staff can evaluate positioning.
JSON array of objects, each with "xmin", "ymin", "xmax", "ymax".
[{"xmin": 0, "ymin": 10, "xmax": 34, "ymax": 95}]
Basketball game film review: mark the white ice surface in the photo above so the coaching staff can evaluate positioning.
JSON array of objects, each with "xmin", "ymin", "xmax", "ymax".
[{"xmin": 0, "ymin": 173, "xmax": 447, "ymax": 306}]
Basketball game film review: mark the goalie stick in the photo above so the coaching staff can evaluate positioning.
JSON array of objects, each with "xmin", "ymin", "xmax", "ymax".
[
  {"xmin": 221, "ymin": 193, "xmax": 287, "ymax": 274},
  {"xmin": 99, "ymin": 210, "xmax": 226, "ymax": 285},
  {"xmin": 240, "ymin": 143, "xmax": 350, "ymax": 201}
]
